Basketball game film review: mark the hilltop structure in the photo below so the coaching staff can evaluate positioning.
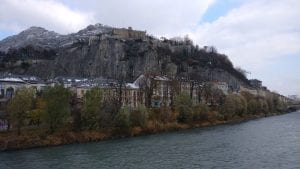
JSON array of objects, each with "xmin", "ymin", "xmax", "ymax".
[
  {"xmin": 0, "ymin": 24, "xmax": 248, "ymax": 88},
  {"xmin": 0, "ymin": 24, "xmax": 290, "ymax": 131}
]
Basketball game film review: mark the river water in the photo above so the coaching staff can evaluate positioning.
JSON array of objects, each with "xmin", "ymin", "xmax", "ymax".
[{"xmin": 1, "ymin": 111, "xmax": 299, "ymax": 169}]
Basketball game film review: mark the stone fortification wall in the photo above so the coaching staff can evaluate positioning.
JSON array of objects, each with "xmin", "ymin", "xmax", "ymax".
[{"xmin": 112, "ymin": 27, "xmax": 146, "ymax": 39}]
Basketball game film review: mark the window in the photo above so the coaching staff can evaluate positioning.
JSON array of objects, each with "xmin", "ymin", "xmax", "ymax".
[{"xmin": 0, "ymin": 89, "xmax": 4, "ymax": 98}]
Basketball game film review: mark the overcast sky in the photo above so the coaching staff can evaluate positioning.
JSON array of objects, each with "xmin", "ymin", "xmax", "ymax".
[{"xmin": 0, "ymin": 0, "xmax": 299, "ymax": 96}]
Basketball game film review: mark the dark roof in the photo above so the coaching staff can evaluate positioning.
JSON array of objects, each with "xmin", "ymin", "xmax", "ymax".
[
  {"xmin": 53, "ymin": 76, "xmax": 117, "ymax": 88},
  {"xmin": 0, "ymin": 73, "xmax": 45, "ymax": 84},
  {"xmin": 249, "ymin": 79, "xmax": 262, "ymax": 83}
]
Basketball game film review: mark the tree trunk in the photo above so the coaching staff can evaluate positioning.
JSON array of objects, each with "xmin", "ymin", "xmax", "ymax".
[
  {"xmin": 6, "ymin": 119, "xmax": 10, "ymax": 132},
  {"xmin": 17, "ymin": 126, "xmax": 21, "ymax": 136}
]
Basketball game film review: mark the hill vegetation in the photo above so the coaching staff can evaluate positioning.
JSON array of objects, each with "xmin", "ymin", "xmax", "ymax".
[
  {"xmin": 0, "ymin": 86, "xmax": 287, "ymax": 151},
  {"xmin": 0, "ymin": 24, "xmax": 248, "ymax": 87}
]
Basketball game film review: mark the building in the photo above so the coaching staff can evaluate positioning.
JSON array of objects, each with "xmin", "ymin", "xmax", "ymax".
[
  {"xmin": 71, "ymin": 77, "xmax": 116, "ymax": 98},
  {"xmin": 54, "ymin": 76, "xmax": 90, "ymax": 88},
  {"xmin": 0, "ymin": 74, "xmax": 46, "ymax": 98},
  {"xmin": 132, "ymin": 74, "xmax": 171, "ymax": 108},
  {"xmin": 278, "ymin": 95, "xmax": 288, "ymax": 104},
  {"xmin": 112, "ymin": 27, "xmax": 146, "ymax": 39},
  {"xmin": 249, "ymin": 79, "xmax": 262, "ymax": 89},
  {"xmin": 151, "ymin": 75, "xmax": 172, "ymax": 107},
  {"xmin": 0, "ymin": 73, "xmax": 46, "ymax": 130},
  {"xmin": 0, "ymin": 98, "xmax": 8, "ymax": 131},
  {"xmin": 211, "ymin": 81, "xmax": 229, "ymax": 95},
  {"xmin": 123, "ymin": 83, "xmax": 144, "ymax": 108},
  {"xmin": 0, "ymin": 76, "xmax": 25, "ymax": 98},
  {"xmin": 69, "ymin": 76, "xmax": 144, "ymax": 108},
  {"xmin": 239, "ymin": 85, "xmax": 258, "ymax": 96}
]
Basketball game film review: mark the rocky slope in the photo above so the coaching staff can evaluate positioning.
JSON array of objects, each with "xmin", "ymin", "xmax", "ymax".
[{"xmin": 0, "ymin": 24, "xmax": 248, "ymax": 87}]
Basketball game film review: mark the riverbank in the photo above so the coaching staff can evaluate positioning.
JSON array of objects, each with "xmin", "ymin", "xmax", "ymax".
[{"xmin": 0, "ymin": 112, "xmax": 288, "ymax": 151}]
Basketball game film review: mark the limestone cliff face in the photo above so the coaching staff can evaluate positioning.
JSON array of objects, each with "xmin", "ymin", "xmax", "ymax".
[
  {"xmin": 0, "ymin": 24, "xmax": 249, "ymax": 87},
  {"xmin": 35, "ymin": 38, "xmax": 164, "ymax": 81}
]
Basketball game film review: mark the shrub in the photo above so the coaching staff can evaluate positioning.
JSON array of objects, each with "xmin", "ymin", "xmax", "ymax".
[
  {"xmin": 42, "ymin": 85, "xmax": 71, "ymax": 133},
  {"xmin": 149, "ymin": 105, "xmax": 174, "ymax": 123},
  {"xmin": 114, "ymin": 106, "xmax": 130, "ymax": 128},
  {"xmin": 82, "ymin": 88, "xmax": 103, "ymax": 129},
  {"xmin": 236, "ymin": 95, "xmax": 247, "ymax": 117},
  {"xmin": 193, "ymin": 103, "xmax": 209, "ymax": 121},
  {"xmin": 99, "ymin": 97, "xmax": 121, "ymax": 128},
  {"xmin": 174, "ymin": 92, "xmax": 193, "ymax": 123},
  {"xmin": 221, "ymin": 94, "xmax": 247, "ymax": 119},
  {"xmin": 247, "ymin": 99, "xmax": 258, "ymax": 114},
  {"xmin": 7, "ymin": 87, "xmax": 35, "ymax": 135},
  {"xmin": 261, "ymin": 99, "xmax": 269, "ymax": 114},
  {"xmin": 207, "ymin": 111, "xmax": 223, "ymax": 122},
  {"xmin": 129, "ymin": 105, "xmax": 148, "ymax": 128}
]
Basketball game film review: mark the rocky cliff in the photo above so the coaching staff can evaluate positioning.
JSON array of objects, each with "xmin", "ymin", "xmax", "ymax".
[{"xmin": 0, "ymin": 24, "xmax": 249, "ymax": 87}]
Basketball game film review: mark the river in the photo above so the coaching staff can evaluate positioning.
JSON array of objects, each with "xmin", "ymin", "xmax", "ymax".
[{"xmin": 1, "ymin": 111, "xmax": 299, "ymax": 169}]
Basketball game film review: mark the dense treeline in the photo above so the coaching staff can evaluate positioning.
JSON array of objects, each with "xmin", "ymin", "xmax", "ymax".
[{"xmin": 4, "ymin": 85, "xmax": 287, "ymax": 136}]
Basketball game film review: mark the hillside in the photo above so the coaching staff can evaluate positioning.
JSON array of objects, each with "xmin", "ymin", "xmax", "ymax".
[{"xmin": 0, "ymin": 24, "xmax": 249, "ymax": 88}]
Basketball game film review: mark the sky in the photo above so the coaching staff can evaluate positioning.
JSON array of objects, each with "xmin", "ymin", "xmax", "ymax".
[{"xmin": 0, "ymin": 0, "xmax": 299, "ymax": 96}]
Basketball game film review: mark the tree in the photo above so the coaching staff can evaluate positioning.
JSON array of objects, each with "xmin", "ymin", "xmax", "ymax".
[
  {"xmin": 204, "ymin": 46, "xmax": 217, "ymax": 53},
  {"xmin": 129, "ymin": 105, "xmax": 148, "ymax": 128},
  {"xmin": 237, "ymin": 95, "xmax": 247, "ymax": 116},
  {"xmin": 183, "ymin": 34, "xmax": 193, "ymax": 45},
  {"xmin": 28, "ymin": 97, "xmax": 46, "ymax": 127},
  {"xmin": 211, "ymin": 88, "xmax": 226, "ymax": 107},
  {"xmin": 261, "ymin": 99, "xmax": 269, "ymax": 114},
  {"xmin": 82, "ymin": 87, "xmax": 103, "ymax": 129},
  {"xmin": 221, "ymin": 94, "xmax": 247, "ymax": 119},
  {"xmin": 247, "ymin": 97, "xmax": 269, "ymax": 115},
  {"xmin": 159, "ymin": 104, "xmax": 174, "ymax": 123},
  {"xmin": 114, "ymin": 106, "xmax": 130, "ymax": 128},
  {"xmin": 222, "ymin": 94, "xmax": 236, "ymax": 118},
  {"xmin": 203, "ymin": 83, "xmax": 213, "ymax": 104},
  {"xmin": 266, "ymin": 94, "xmax": 275, "ymax": 113},
  {"xmin": 272, "ymin": 95, "xmax": 286, "ymax": 113},
  {"xmin": 7, "ymin": 87, "xmax": 34, "ymax": 135},
  {"xmin": 140, "ymin": 74, "xmax": 156, "ymax": 108},
  {"xmin": 70, "ymin": 94, "xmax": 82, "ymax": 132},
  {"xmin": 99, "ymin": 97, "xmax": 121, "ymax": 128},
  {"xmin": 193, "ymin": 103, "xmax": 209, "ymax": 121},
  {"xmin": 174, "ymin": 92, "xmax": 193, "ymax": 123},
  {"xmin": 247, "ymin": 99, "xmax": 258, "ymax": 114},
  {"xmin": 235, "ymin": 67, "xmax": 249, "ymax": 78},
  {"xmin": 42, "ymin": 85, "xmax": 71, "ymax": 133}
]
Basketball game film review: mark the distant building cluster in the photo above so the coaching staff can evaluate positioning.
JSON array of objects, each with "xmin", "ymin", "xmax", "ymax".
[
  {"xmin": 0, "ymin": 73, "xmax": 289, "ymax": 109},
  {"xmin": 0, "ymin": 72, "xmax": 292, "ymax": 130}
]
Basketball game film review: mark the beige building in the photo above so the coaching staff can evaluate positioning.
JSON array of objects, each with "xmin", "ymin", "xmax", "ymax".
[
  {"xmin": 73, "ymin": 80, "xmax": 144, "ymax": 108},
  {"xmin": 239, "ymin": 86, "xmax": 258, "ymax": 96},
  {"xmin": 112, "ymin": 27, "xmax": 146, "ymax": 39},
  {"xmin": 211, "ymin": 81, "xmax": 229, "ymax": 95},
  {"xmin": 123, "ymin": 83, "xmax": 144, "ymax": 108},
  {"xmin": 151, "ymin": 76, "xmax": 172, "ymax": 107}
]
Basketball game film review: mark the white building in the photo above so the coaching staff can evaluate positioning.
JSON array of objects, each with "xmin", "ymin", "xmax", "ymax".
[{"xmin": 0, "ymin": 74, "xmax": 46, "ymax": 98}]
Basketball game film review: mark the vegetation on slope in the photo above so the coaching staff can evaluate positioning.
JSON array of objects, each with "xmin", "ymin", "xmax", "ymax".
[{"xmin": 0, "ymin": 86, "xmax": 287, "ymax": 150}]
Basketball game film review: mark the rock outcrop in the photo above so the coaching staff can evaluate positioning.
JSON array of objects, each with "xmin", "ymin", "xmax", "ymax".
[{"xmin": 0, "ymin": 24, "xmax": 249, "ymax": 87}]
